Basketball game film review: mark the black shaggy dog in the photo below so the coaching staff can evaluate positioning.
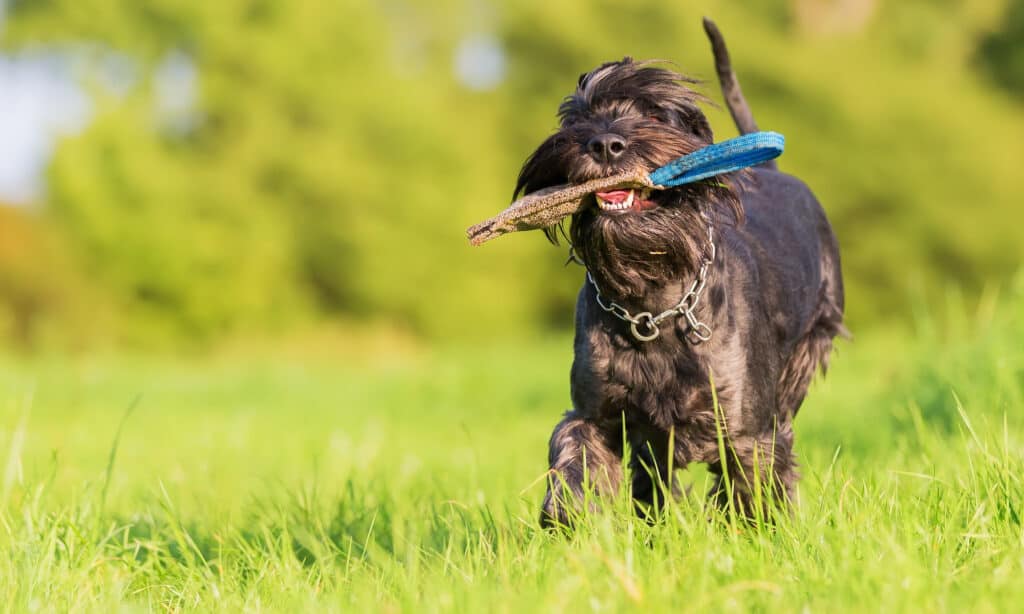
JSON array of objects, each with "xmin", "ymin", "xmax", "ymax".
[{"xmin": 515, "ymin": 20, "xmax": 847, "ymax": 528}]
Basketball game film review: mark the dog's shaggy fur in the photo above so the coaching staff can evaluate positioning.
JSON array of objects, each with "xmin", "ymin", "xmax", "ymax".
[{"xmin": 516, "ymin": 24, "xmax": 846, "ymax": 527}]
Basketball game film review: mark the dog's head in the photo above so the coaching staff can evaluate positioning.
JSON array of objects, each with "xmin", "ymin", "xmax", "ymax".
[{"xmin": 515, "ymin": 58, "xmax": 740, "ymax": 299}]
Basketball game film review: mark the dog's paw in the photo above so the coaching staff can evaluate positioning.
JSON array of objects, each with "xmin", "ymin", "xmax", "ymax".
[{"xmin": 539, "ymin": 490, "xmax": 577, "ymax": 531}]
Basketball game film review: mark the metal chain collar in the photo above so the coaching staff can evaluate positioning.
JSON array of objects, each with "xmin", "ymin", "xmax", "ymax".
[{"xmin": 576, "ymin": 225, "xmax": 716, "ymax": 343}]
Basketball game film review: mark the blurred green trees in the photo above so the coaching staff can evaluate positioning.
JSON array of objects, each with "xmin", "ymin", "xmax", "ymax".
[
  {"xmin": 978, "ymin": 0, "xmax": 1024, "ymax": 96},
  {"xmin": 0, "ymin": 1, "xmax": 1022, "ymax": 349}
]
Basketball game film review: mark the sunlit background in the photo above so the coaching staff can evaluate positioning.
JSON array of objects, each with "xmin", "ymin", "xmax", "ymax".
[
  {"xmin": 0, "ymin": 0, "xmax": 1022, "ymax": 353},
  {"xmin": 2, "ymin": 3, "xmax": 1024, "ymax": 609}
]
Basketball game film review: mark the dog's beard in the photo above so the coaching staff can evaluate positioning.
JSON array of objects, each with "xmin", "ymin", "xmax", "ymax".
[
  {"xmin": 559, "ymin": 124, "xmax": 725, "ymax": 301},
  {"xmin": 514, "ymin": 59, "xmax": 743, "ymax": 302},
  {"xmin": 523, "ymin": 125, "xmax": 733, "ymax": 301},
  {"xmin": 569, "ymin": 188, "xmax": 714, "ymax": 301}
]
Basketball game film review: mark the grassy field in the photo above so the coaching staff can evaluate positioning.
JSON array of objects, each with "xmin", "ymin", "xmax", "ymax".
[{"xmin": 1, "ymin": 278, "xmax": 1023, "ymax": 612}]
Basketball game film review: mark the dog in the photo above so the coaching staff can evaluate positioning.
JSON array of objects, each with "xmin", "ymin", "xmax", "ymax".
[{"xmin": 513, "ymin": 20, "xmax": 847, "ymax": 527}]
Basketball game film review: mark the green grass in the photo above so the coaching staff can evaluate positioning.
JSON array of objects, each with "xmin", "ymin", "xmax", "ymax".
[{"xmin": 2, "ymin": 279, "xmax": 1023, "ymax": 612}]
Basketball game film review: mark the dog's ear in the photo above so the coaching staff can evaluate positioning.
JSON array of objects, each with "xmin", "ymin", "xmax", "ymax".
[
  {"xmin": 513, "ymin": 132, "xmax": 566, "ymax": 199},
  {"xmin": 664, "ymin": 98, "xmax": 714, "ymax": 143},
  {"xmin": 514, "ymin": 133, "xmax": 571, "ymax": 245}
]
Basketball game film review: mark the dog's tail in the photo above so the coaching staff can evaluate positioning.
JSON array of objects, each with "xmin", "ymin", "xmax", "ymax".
[{"xmin": 702, "ymin": 17, "xmax": 778, "ymax": 170}]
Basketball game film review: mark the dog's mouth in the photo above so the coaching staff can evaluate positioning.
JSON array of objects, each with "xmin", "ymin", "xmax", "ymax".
[{"xmin": 594, "ymin": 187, "xmax": 658, "ymax": 214}]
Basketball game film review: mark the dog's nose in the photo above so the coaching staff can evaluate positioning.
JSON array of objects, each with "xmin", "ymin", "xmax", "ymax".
[{"xmin": 587, "ymin": 133, "xmax": 627, "ymax": 163}]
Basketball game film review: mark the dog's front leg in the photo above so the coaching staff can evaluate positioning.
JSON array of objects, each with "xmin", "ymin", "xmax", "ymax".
[
  {"xmin": 707, "ymin": 428, "xmax": 799, "ymax": 521},
  {"xmin": 540, "ymin": 410, "xmax": 622, "ymax": 529}
]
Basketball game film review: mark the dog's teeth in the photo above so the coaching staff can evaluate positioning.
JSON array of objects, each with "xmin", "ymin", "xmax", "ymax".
[{"xmin": 596, "ymin": 189, "xmax": 638, "ymax": 212}]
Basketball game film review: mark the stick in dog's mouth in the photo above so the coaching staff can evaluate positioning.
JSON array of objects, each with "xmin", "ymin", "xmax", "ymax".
[{"xmin": 466, "ymin": 171, "xmax": 654, "ymax": 246}]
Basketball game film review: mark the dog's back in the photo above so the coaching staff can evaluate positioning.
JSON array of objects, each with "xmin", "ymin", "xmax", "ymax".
[
  {"xmin": 732, "ymin": 167, "xmax": 846, "ymax": 415},
  {"xmin": 703, "ymin": 17, "xmax": 847, "ymax": 416}
]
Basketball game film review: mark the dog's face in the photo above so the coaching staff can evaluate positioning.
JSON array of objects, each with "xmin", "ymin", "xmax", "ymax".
[{"xmin": 515, "ymin": 58, "xmax": 739, "ymax": 300}]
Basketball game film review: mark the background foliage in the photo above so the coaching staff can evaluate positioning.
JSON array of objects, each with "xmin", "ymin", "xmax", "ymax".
[
  {"xmin": 0, "ymin": 0, "xmax": 1022, "ymax": 348},
  {"xmin": 2, "ymin": 3, "xmax": 1023, "ymax": 610}
]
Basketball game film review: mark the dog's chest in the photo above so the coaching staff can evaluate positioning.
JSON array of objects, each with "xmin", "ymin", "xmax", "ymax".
[{"xmin": 572, "ymin": 324, "xmax": 716, "ymax": 433}]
